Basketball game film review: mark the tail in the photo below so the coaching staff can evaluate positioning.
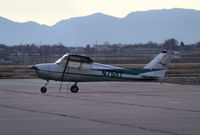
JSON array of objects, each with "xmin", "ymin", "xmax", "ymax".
[{"xmin": 141, "ymin": 50, "xmax": 173, "ymax": 79}]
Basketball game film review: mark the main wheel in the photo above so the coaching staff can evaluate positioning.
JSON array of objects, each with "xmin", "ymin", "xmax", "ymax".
[
  {"xmin": 70, "ymin": 85, "xmax": 79, "ymax": 93},
  {"xmin": 41, "ymin": 87, "xmax": 47, "ymax": 93}
]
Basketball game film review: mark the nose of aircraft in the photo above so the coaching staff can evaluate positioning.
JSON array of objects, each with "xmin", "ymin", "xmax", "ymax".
[
  {"xmin": 28, "ymin": 65, "xmax": 39, "ymax": 71},
  {"xmin": 27, "ymin": 65, "xmax": 33, "ymax": 69}
]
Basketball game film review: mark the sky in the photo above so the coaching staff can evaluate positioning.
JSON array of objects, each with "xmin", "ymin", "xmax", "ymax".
[{"xmin": 0, "ymin": 0, "xmax": 200, "ymax": 26}]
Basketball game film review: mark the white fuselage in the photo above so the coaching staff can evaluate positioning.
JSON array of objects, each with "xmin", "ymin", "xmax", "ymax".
[
  {"xmin": 32, "ymin": 51, "xmax": 172, "ymax": 83},
  {"xmin": 34, "ymin": 62, "xmax": 150, "ymax": 82}
]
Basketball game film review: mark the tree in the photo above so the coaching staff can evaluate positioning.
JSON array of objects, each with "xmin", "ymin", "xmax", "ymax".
[
  {"xmin": 195, "ymin": 42, "xmax": 200, "ymax": 48},
  {"xmin": 163, "ymin": 38, "xmax": 179, "ymax": 50},
  {"xmin": 180, "ymin": 41, "xmax": 185, "ymax": 47}
]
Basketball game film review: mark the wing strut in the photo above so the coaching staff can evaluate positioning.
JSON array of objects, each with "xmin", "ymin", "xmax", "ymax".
[{"xmin": 59, "ymin": 56, "xmax": 70, "ymax": 93}]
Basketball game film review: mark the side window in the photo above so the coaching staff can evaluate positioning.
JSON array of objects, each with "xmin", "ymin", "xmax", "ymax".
[
  {"xmin": 68, "ymin": 61, "xmax": 81, "ymax": 69},
  {"xmin": 81, "ymin": 63, "xmax": 91, "ymax": 69},
  {"xmin": 68, "ymin": 61, "xmax": 91, "ymax": 70}
]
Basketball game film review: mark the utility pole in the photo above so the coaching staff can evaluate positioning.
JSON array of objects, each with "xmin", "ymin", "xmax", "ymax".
[
  {"xmin": 39, "ymin": 41, "xmax": 41, "ymax": 63},
  {"xmin": 95, "ymin": 41, "xmax": 98, "ymax": 61}
]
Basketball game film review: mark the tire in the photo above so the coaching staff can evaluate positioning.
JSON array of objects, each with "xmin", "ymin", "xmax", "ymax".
[
  {"xmin": 41, "ymin": 87, "xmax": 47, "ymax": 93},
  {"xmin": 70, "ymin": 85, "xmax": 79, "ymax": 93}
]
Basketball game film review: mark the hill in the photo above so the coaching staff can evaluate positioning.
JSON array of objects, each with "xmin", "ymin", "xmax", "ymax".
[{"xmin": 0, "ymin": 8, "xmax": 200, "ymax": 46}]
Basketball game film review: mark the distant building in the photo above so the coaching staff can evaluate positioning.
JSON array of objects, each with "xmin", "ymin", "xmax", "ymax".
[{"xmin": 0, "ymin": 58, "xmax": 12, "ymax": 64}]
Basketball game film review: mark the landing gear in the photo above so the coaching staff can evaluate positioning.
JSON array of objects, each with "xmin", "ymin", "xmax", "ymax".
[
  {"xmin": 41, "ymin": 87, "xmax": 47, "ymax": 93},
  {"xmin": 40, "ymin": 80, "xmax": 49, "ymax": 93},
  {"xmin": 70, "ymin": 82, "xmax": 79, "ymax": 93},
  {"xmin": 40, "ymin": 80, "xmax": 79, "ymax": 93}
]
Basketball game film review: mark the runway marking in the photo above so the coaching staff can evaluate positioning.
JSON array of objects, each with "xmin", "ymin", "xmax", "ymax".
[
  {"xmin": 0, "ymin": 104, "xmax": 188, "ymax": 135},
  {"xmin": 172, "ymin": 85, "xmax": 199, "ymax": 92},
  {"xmin": 78, "ymin": 90, "xmax": 166, "ymax": 97},
  {"xmin": 180, "ymin": 86, "xmax": 198, "ymax": 92},
  {"xmin": 91, "ymin": 94, "xmax": 99, "ymax": 97},
  {"xmin": 1, "ymin": 89, "xmax": 200, "ymax": 113},
  {"xmin": 168, "ymin": 101, "xmax": 181, "ymax": 104}
]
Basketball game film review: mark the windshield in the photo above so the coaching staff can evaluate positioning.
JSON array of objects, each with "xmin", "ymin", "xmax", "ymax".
[
  {"xmin": 55, "ymin": 57, "xmax": 62, "ymax": 64},
  {"xmin": 55, "ymin": 54, "xmax": 68, "ymax": 65}
]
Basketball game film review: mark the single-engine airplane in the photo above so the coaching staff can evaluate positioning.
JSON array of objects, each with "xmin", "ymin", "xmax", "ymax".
[{"xmin": 29, "ymin": 50, "xmax": 172, "ymax": 93}]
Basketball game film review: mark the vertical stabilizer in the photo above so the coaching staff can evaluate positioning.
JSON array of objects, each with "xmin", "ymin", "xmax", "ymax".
[
  {"xmin": 144, "ymin": 50, "xmax": 172, "ymax": 70},
  {"xmin": 142, "ymin": 50, "xmax": 173, "ymax": 79}
]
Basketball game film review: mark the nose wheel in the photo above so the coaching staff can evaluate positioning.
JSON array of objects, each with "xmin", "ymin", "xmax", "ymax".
[
  {"xmin": 40, "ymin": 80, "xmax": 49, "ymax": 93},
  {"xmin": 70, "ymin": 83, "xmax": 79, "ymax": 93},
  {"xmin": 41, "ymin": 87, "xmax": 47, "ymax": 93}
]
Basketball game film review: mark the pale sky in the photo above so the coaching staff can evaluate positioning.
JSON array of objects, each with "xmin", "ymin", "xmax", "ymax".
[{"xmin": 0, "ymin": 0, "xmax": 200, "ymax": 26}]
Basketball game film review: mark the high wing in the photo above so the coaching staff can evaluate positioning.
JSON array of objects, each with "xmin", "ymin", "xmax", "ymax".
[{"xmin": 56, "ymin": 53, "xmax": 93, "ymax": 67}]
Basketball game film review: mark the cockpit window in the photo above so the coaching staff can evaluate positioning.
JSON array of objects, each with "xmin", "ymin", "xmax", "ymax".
[
  {"xmin": 55, "ymin": 54, "xmax": 92, "ymax": 69},
  {"xmin": 55, "ymin": 57, "xmax": 62, "ymax": 64},
  {"xmin": 68, "ymin": 61, "xmax": 81, "ymax": 68},
  {"xmin": 55, "ymin": 54, "xmax": 68, "ymax": 65}
]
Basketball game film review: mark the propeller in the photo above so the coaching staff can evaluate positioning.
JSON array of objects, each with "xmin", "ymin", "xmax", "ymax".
[{"xmin": 59, "ymin": 56, "xmax": 70, "ymax": 93}]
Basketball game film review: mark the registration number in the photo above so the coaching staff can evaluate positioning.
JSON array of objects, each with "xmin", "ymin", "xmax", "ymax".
[{"xmin": 102, "ymin": 70, "xmax": 123, "ymax": 78}]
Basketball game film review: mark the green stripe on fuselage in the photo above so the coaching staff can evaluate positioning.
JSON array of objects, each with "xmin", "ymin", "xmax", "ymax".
[
  {"xmin": 38, "ymin": 68, "xmax": 162, "ymax": 81},
  {"xmin": 94, "ymin": 68, "xmax": 162, "ymax": 75},
  {"xmin": 39, "ymin": 69, "xmax": 153, "ymax": 81}
]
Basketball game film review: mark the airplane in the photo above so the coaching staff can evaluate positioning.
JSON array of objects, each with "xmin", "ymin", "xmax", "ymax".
[{"xmin": 29, "ymin": 50, "xmax": 173, "ymax": 93}]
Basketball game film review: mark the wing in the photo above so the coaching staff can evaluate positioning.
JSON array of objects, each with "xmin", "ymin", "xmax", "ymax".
[
  {"xmin": 56, "ymin": 54, "xmax": 93, "ymax": 68},
  {"xmin": 68, "ymin": 54, "xmax": 93, "ymax": 63}
]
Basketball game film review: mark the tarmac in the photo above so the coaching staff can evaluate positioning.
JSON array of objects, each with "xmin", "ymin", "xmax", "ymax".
[{"xmin": 0, "ymin": 79, "xmax": 200, "ymax": 135}]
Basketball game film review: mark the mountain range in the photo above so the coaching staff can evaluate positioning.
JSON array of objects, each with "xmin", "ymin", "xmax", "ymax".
[{"xmin": 0, "ymin": 8, "xmax": 200, "ymax": 46}]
